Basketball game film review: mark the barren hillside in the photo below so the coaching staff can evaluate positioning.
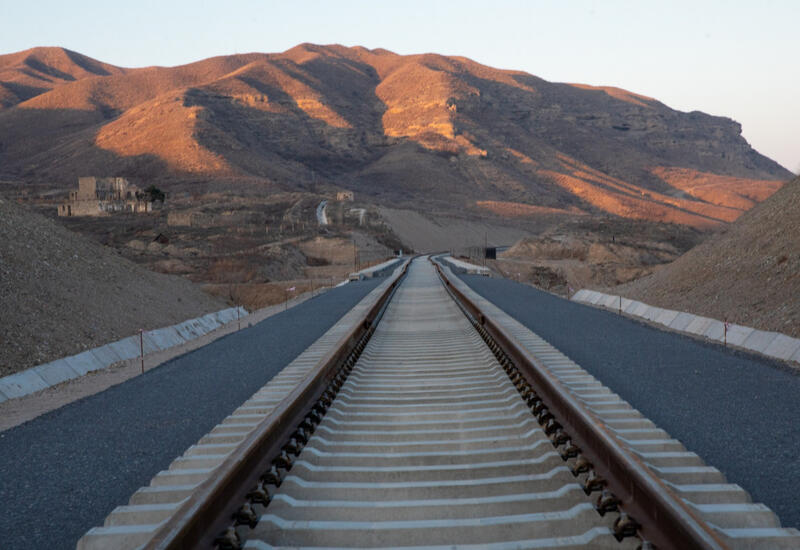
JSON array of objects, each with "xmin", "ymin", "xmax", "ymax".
[
  {"xmin": 615, "ymin": 176, "xmax": 800, "ymax": 337},
  {"xmin": 481, "ymin": 217, "xmax": 703, "ymax": 295},
  {"xmin": 0, "ymin": 44, "xmax": 791, "ymax": 228},
  {"xmin": 0, "ymin": 199, "xmax": 225, "ymax": 376},
  {"xmin": 0, "ymin": 47, "xmax": 125, "ymax": 107}
]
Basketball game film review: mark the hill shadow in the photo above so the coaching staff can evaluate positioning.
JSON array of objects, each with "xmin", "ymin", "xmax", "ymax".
[
  {"xmin": 181, "ymin": 53, "xmax": 389, "ymax": 186},
  {"xmin": 0, "ymin": 106, "xmax": 172, "ymax": 185}
]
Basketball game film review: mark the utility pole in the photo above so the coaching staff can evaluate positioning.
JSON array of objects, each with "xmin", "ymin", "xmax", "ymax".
[
  {"xmin": 353, "ymin": 240, "xmax": 358, "ymax": 272},
  {"xmin": 484, "ymin": 233, "xmax": 487, "ymax": 268}
]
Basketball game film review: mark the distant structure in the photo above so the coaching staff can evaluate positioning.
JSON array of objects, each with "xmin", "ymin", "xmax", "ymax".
[
  {"xmin": 152, "ymin": 233, "xmax": 170, "ymax": 245},
  {"xmin": 336, "ymin": 190, "xmax": 354, "ymax": 202},
  {"xmin": 58, "ymin": 177, "xmax": 160, "ymax": 217}
]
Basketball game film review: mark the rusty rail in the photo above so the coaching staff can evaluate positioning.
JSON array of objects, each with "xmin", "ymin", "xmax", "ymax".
[
  {"xmin": 144, "ymin": 260, "xmax": 409, "ymax": 549},
  {"xmin": 433, "ymin": 257, "xmax": 728, "ymax": 550}
]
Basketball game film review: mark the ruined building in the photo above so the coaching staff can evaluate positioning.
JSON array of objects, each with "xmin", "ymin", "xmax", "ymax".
[
  {"xmin": 336, "ymin": 190, "xmax": 354, "ymax": 201},
  {"xmin": 58, "ymin": 177, "xmax": 161, "ymax": 216}
]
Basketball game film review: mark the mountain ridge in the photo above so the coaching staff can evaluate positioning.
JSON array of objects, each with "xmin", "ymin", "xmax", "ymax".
[{"xmin": 0, "ymin": 44, "xmax": 791, "ymax": 228}]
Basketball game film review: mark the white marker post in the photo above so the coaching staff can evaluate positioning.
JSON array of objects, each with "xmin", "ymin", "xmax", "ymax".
[
  {"xmin": 286, "ymin": 286, "xmax": 296, "ymax": 310},
  {"xmin": 139, "ymin": 329, "xmax": 144, "ymax": 374}
]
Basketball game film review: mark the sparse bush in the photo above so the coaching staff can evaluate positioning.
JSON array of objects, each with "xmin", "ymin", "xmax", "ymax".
[
  {"xmin": 306, "ymin": 255, "xmax": 331, "ymax": 266},
  {"xmin": 141, "ymin": 185, "xmax": 166, "ymax": 203}
]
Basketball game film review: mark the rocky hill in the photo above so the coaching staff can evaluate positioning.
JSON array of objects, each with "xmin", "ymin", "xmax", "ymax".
[
  {"xmin": 0, "ymin": 199, "xmax": 225, "ymax": 376},
  {"xmin": 615, "ymin": 176, "xmax": 800, "ymax": 338},
  {"xmin": 0, "ymin": 44, "xmax": 791, "ymax": 228}
]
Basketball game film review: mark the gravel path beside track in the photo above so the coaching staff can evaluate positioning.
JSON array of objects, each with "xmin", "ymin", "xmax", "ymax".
[
  {"xmin": 458, "ymin": 274, "xmax": 800, "ymax": 531},
  {"xmin": 0, "ymin": 279, "xmax": 382, "ymax": 550}
]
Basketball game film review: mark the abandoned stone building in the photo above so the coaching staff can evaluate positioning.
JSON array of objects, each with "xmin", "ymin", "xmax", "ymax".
[{"xmin": 58, "ymin": 177, "xmax": 161, "ymax": 217}]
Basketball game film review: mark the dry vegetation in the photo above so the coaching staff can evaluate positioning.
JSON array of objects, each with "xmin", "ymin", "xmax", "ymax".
[{"xmin": 205, "ymin": 280, "xmax": 326, "ymax": 312}]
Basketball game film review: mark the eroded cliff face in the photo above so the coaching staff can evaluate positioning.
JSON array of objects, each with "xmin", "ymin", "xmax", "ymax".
[{"xmin": 0, "ymin": 44, "xmax": 791, "ymax": 227}]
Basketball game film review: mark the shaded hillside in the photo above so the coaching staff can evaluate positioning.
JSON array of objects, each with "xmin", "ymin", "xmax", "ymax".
[
  {"xmin": 0, "ymin": 199, "xmax": 226, "ymax": 375},
  {"xmin": 616, "ymin": 176, "xmax": 800, "ymax": 338},
  {"xmin": 0, "ymin": 44, "xmax": 791, "ymax": 227}
]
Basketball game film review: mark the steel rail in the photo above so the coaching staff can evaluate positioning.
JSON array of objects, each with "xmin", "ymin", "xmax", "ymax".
[
  {"xmin": 143, "ymin": 260, "xmax": 410, "ymax": 549},
  {"xmin": 433, "ymin": 258, "xmax": 729, "ymax": 550}
]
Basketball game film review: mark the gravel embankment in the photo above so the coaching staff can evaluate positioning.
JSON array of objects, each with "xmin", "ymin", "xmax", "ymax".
[
  {"xmin": 0, "ymin": 278, "xmax": 382, "ymax": 549},
  {"xmin": 459, "ymin": 274, "xmax": 800, "ymax": 530},
  {"xmin": 0, "ymin": 200, "xmax": 226, "ymax": 375},
  {"xmin": 615, "ymin": 176, "xmax": 800, "ymax": 338}
]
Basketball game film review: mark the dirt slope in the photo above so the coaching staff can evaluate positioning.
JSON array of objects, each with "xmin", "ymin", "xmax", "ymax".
[
  {"xmin": 615, "ymin": 176, "xmax": 800, "ymax": 337},
  {"xmin": 484, "ymin": 217, "xmax": 702, "ymax": 295},
  {"xmin": 379, "ymin": 207, "xmax": 530, "ymax": 252},
  {"xmin": 0, "ymin": 44, "xmax": 790, "ymax": 228},
  {"xmin": 0, "ymin": 199, "xmax": 225, "ymax": 376}
]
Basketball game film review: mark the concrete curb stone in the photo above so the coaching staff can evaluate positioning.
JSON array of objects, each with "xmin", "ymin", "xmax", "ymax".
[
  {"xmin": 598, "ymin": 294, "xmax": 618, "ymax": 308},
  {"xmin": 654, "ymin": 309, "xmax": 680, "ymax": 327},
  {"xmin": 107, "ymin": 337, "xmax": 141, "ymax": 361},
  {"xmin": 0, "ymin": 305, "xmax": 252, "ymax": 403},
  {"xmin": 704, "ymin": 320, "xmax": 726, "ymax": 341},
  {"xmin": 89, "ymin": 345, "xmax": 125, "ymax": 369},
  {"xmin": 31, "ymin": 360, "xmax": 81, "ymax": 387},
  {"xmin": 623, "ymin": 300, "xmax": 642, "ymax": 314},
  {"xmin": 160, "ymin": 328, "xmax": 185, "ymax": 347},
  {"xmin": 642, "ymin": 307, "xmax": 665, "ymax": 322},
  {"xmin": 146, "ymin": 329, "xmax": 178, "ymax": 351},
  {"xmin": 668, "ymin": 312, "xmax": 696, "ymax": 331},
  {"xmin": 572, "ymin": 289, "xmax": 591, "ymax": 301},
  {"xmin": 197, "ymin": 316, "xmax": 218, "ymax": 332},
  {"xmin": 571, "ymin": 289, "xmax": 799, "ymax": 367},
  {"xmin": 741, "ymin": 330, "xmax": 780, "ymax": 354},
  {"xmin": 173, "ymin": 323, "xmax": 197, "ymax": 341},
  {"xmin": 0, "ymin": 369, "xmax": 49, "ymax": 400},
  {"xmin": 141, "ymin": 337, "xmax": 161, "ymax": 355},
  {"xmin": 725, "ymin": 324, "xmax": 755, "ymax": 347},
  {"xmin": 764, "ymin": 334, "xmax": 800, "ymax": 361},
  {"xmin": 63, "ymin": 350, "xmax": 105, "ymax": 376},
  {"xmin": 685, "ymin": 316, "xmax": 715, "ymax": 336},
  {"xmin": 587, "ymin": 292, "xmax": 605, "ymax": 305}
]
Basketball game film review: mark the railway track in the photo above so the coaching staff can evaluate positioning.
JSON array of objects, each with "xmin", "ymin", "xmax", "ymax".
[{"xmin": 79, "ymin": 257, "xmax": 800, "ymax": 549}]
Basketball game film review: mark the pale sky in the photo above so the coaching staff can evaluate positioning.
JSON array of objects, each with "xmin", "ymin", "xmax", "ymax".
[{"xmin": 2, "ymin": 0, "xmax": 798, "ymax": 173}]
